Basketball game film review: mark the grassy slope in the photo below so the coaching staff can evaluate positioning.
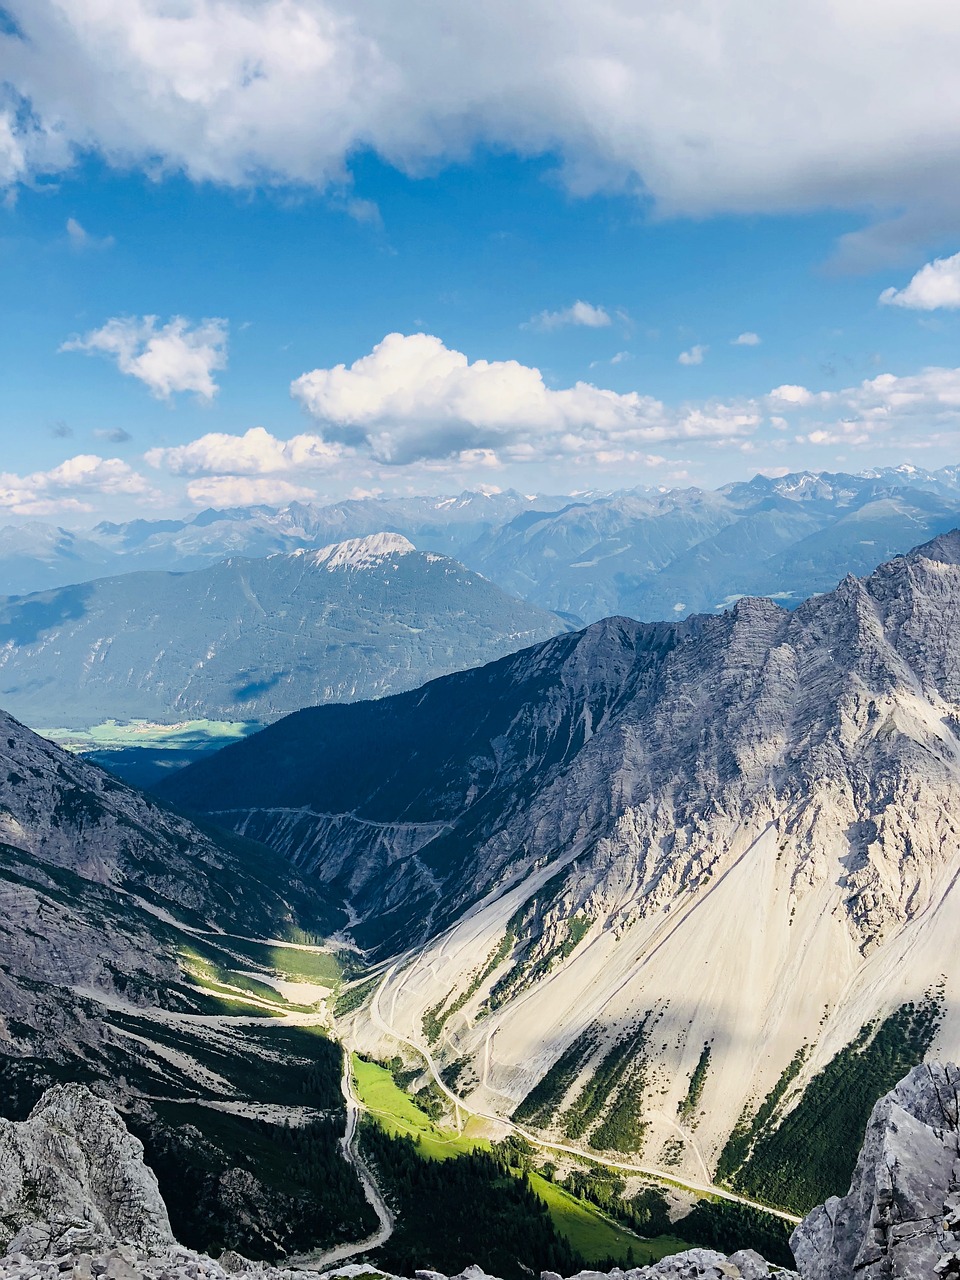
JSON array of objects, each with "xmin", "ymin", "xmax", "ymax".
[{"xmin": 352, "ymin": 1056, "xmax": 689, "ymax": 1267}]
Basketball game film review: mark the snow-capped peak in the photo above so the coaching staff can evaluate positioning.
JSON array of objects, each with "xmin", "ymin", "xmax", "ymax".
[{"xmin": 307, "ymin": 531, "xmax": 417, "ymax": 571}]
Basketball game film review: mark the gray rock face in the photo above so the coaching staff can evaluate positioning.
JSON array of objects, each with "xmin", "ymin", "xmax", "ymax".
[
  {"xmin": 791, "ymin": 1062, "xmax": 960, "ymax": 1279},
  {"xmin": 0, "ymin": 1085, "xmax": 173, "ymax": 1255},
  {"xmin": 161, "ymin": 530, "xmax": 960, "ymax": 1172}
]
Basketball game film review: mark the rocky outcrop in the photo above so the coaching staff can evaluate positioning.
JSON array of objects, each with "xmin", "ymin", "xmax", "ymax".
[
  {"xmin": 0, "ymin": 1085, "xmax": 173, "ymax": 1256},
  {"xmin": 791, "ymin": 1061, "xmax": 960, "ymax": 1279}
]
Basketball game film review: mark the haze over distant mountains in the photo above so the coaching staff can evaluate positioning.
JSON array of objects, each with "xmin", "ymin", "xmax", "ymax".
[
  {"xmin": 2, "ymin": 465, "xmax": 959, "ymax": 625},
  {"xmin": 0, "ymin": 533, "xmax": 565, "ymax": 729},
  {"xmin": 160, "ymin": 530, "xmax": 960, "ymax": 1202}
]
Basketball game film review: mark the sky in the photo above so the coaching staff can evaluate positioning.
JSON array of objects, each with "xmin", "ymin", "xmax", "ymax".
[{"xmin": 2, "ymin": 1, "xmax": 960, "ymax": 523}]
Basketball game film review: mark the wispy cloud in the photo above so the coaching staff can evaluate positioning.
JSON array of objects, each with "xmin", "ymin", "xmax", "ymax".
[
  {"xmin": 732, "ymin": 331, "xmax": 761, "ymax": 346},
  {"xmin": 525, "ymin": 300, "xmax": 612, "ymax": 331},
  {"xmin": 678, "ymin": 344, "xmax": 707, "ymax": 366},
  {"xmin": 66, "ymin": 217, "xmax": 114, "ymax": 250}
]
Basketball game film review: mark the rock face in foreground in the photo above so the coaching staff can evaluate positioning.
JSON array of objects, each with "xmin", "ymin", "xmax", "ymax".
[
  {"xmin": 0, "ymin": 1085, "xmax": 173, "ymax": 1256},
  {"xmin": 791, "ymin": 1061, "xmax": 960, "ymax": 1279},
  {"xmin": 2, "ymin": 1064, "xmax": 959, "ymax": 1279}
]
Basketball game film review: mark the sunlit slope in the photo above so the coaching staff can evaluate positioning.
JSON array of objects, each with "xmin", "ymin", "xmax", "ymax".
[{"xmin": 162, "ymin": 531, "xmax": 960, "ymax": 1194}]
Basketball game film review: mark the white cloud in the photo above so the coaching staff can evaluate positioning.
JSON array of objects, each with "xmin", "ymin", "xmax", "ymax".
[
  {"xmin": 732, "ymin": 332, "xmax": 761, "ymax": 346},
  {"xmin": 0, "ymin": 454, "xmax": 153, "ymax": 515},
  {"xmin": 879, "ymin": 251, "xmax": 960, "ymax": 310},
  {"xmin": 61, "ymin": 316, "xmax": 228, "ymax": 401},
  {"xmin": 66, "ymin": 216, "xmax": 114, "ymax": 249},
  {"xmin": 766, "ymin": 364, "xmax": 960, "ymax": 451},
  {"xmin": 5, "ymin": 2, "xmax": 960, "ymax": 253},
  {"xmin": 526, "ymin": 300, "xmax": 612, "ymax": 331},
  {"xmin": 796, "ymin": 427, "xmax": 871, "ymax": 446},
  {"xmin": 678, "ymin": 345, "xmax": 707, "ymax": 366},
  {"xmin": 291, "ymin": 332, "xmax": 758, "ymax": 465},
  {"xmin": 590, "ymin": 350, "xmax": 631, "ymax": 368},
  {"xmin": 769, "ymin": 384, "xmax": 814, "ymax": 406},
  {"xmin": 146, "ymin": 426, "xmax": 344, "ymax": 475}
]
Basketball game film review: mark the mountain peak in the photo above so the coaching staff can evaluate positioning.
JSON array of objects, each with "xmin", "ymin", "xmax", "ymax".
[
  {"xmin": 909, "ymin": 526, "xmax": 960, "ymax": 565},
  {"xmin": 306, "ymin": 531, "xmax": 417, "ymax": 570}
]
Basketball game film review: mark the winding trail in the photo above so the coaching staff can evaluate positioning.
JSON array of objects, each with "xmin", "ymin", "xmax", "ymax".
[
  {"xmin": 369, "ymin": 964, "xmax": 802, "ymax": 1228},
  {"xmin": 289, "ymin": 1049, "xmax": 395, "ymax": 1272}
]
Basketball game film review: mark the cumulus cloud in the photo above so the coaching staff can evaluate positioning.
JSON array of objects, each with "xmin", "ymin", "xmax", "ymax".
[
  {"xmin": 93, "ymin": 427, "xmax": 132, "ymax": 443},
  {"xmin": 146, "ymin": 426, "xmax": 344, "ymax": 476},
  {"xmin": 765, "ymin": 364, "xmax": 960, "ymax": 452},
  {"xmin": 678, "ymin": 345, "xmax": 707, "ymax": 366},
  {"xmin": 0, "ymin": 454, "xmax": 153, "ymax": 515},
  {"xmin": 4, "ymin": 3, "xmax": 960, "ymax": 253},
  {"xmin": 526, "ymin": 301, "xmax": 612, "ymax": 331},
  {"xmin": 61, "ymin": 316, "xmax": 228, "ymax": 401},
  {"xmin": 732, "ymin": 332, "xmax": 761, "ymax": 346},
  {"xmin": 291, "ymin": 332, "xmax": 758, "ymax": 466},
  {"xmin": 879, "ymin": 251, "xmax": 960, "ymax": 310},
  {"xmin": 769, "ymin": 384, "xmax": 815, "ymax": 406}
]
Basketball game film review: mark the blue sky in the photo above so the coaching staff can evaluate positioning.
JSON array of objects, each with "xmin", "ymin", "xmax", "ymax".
[{"xmin": 2, "ymin": 2, "xmax": 960, "ymax": 522}]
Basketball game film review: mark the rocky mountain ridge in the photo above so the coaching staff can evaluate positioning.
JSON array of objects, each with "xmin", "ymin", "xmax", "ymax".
[
  {"xmin": 0, "ymin": 534, "xmax": 565, "ymax": 729},
  {"xmin": 2, "ymin": 1063, "xmax": 959, "ymax": 1279},
  {"xmin": 160, "ymin": 531, "xmax": 960, "ymax": 1193}
]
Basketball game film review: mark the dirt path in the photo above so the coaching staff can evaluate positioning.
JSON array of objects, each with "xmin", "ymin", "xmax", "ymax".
[{"xmin": 288, "ymin": 1051, "xmax": 395, "ymax": 1271}]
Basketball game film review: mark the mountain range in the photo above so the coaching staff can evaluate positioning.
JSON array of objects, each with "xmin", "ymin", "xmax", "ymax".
[
  {"xmin": 2, "ymin": 467, "xmax": 960, "ymax": 626},
  {"xmin": 0, "ymin": 491, "xmax": 562, "ymax": 598},
  {"xmin": 159, "ymin": 529, "xmax": 960, "ymax": 1211},
  {"xmin": 0, "ymin": 533, "xmax": 564, "ymax": 729},
  {"xmin": 470, "ymin": 465, "xmax": 960, "ymax": 620}
]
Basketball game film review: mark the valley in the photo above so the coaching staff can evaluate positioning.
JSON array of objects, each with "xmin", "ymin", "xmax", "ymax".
[
  {"xmin": 2, "ymin": 525, "xmax": 959, "ymax": 1275},
  {"xmin": 158, "ymin": 529, "xmax": 960, "ymax": 1225}
]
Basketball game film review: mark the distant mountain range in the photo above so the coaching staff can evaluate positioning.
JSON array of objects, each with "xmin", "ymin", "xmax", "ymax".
[
  {"xmin": 0, "ymin": 532, "xmax": 565, "ymax": 729},
  {"xmin": 159, "ymin": 529, "xmax": 960, "ymax": 1206},
  {"xmin": 468, "ymin": 465, "xmax": 960, "ymax": 620},
  {"xmin": 2, "ymin": 466, "xmax": 958, "ymax": 625},
  {"xmin": 0, "ymin": 490, "xmax": 564, "ymax": 598}
]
